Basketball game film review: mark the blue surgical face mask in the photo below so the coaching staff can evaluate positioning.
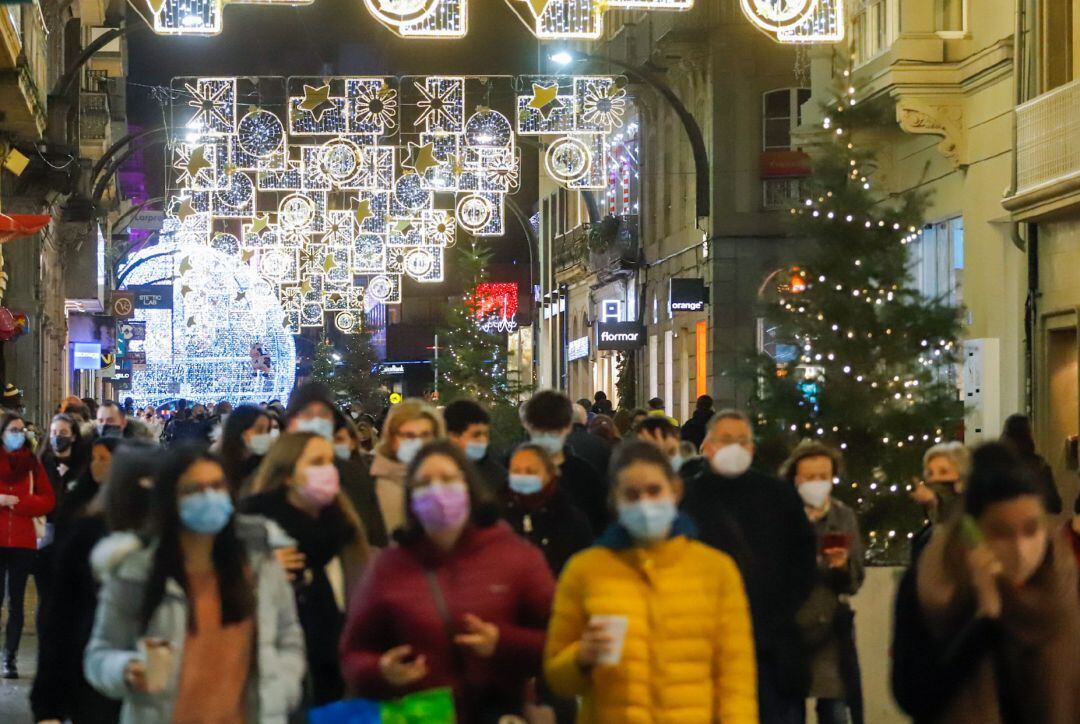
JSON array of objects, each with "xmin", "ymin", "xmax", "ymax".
[
  {"xmin": 397, "ymin": 437, "xmax": 424, "ymax": 464},
  {"xmin": 464, "ymin": 441, "xmax": 488, "ymax": 462},
  {"xmin": 508, "ymin": 473, "xmax": 545, "ymax": 496},
  {"xmin": 179, "ymin": 489, "xmax": 234, "ymax": 535},
  {"xmin": 618, "ymin": 498, "xmax": 678, "ymax": 543},
  {"xmin": 248, "ymin": 432, "xmax": 274, "ymax": 457},
  {"xmin": 670, "ymin": 454, "xmax": 685, "ymax": 472},
  {"xmin": 3, "ymin": 430, "xmax": 25, "ymax": 452},
  {"xmin": 530, "ymin": 431, "xmax": 566, "ymax": 455},
  {"xmin": 334, "ymin": 443, "xmax": 353, "ymax": 461},
  {"xmin": 294, "ymin": 417, "xmax": 334, "ymax": 440}
]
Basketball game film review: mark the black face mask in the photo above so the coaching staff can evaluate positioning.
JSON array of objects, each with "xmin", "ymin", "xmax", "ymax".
[
  {"xmin": 99, "ymin": 424, "xmax": 123, "ymax": 439},
  {"xmin": 51, "ymin": 435, "xmax": 73, "ymax": 453}
]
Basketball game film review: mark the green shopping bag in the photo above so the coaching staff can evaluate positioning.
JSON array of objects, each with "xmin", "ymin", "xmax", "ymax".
[
  {"xmin": 309, "ymin": 688, "xmax": 456, "ymax": 724},
  {"xmin": 381, "ymin": 687, "xmax": 456, "ymax": 723}
]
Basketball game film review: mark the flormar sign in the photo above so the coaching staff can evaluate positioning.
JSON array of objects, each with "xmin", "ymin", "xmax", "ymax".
[
  {"xmin": 596, "ymin": 321, "xmax": 645, "ymax": 351},
  {"xmin": 669, "ymin": 278, "xmax": 707, "ymax": 313}
]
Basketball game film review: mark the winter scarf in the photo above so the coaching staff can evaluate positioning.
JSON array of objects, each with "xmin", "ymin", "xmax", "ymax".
[
  {"xmin": 916, "ymin": 522, "xmax": 1080, "ymax": 724},
  {"xmin": 0, "ymin": 447, "xmax": 38, "ymax": 484}
]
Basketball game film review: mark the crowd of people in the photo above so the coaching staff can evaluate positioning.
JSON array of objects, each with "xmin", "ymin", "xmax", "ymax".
[{"xmin": 0, "ymin": 383, "xmax": 1075, "ymax": 723}]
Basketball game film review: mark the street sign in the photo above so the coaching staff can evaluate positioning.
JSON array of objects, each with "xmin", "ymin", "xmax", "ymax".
[
  {"xmin": 130, "ymin": 209, "xmax": 164, "ymax": 231},
  {"xmin": 596, "ymin": 321, "xmax": 646, "ymax": 351},
  {"xmin": 110, "ymin": 291, "xmax": 134, "ymax": 319},
  {"xmin": 130, "ymin": 285, "xmax": 173, "ymax": 310}
]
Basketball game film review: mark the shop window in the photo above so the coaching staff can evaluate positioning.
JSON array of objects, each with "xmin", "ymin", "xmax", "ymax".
[
  {"xmin": 913, "ymin": 216, "xmax": 964, "ymax": 306},
  {"xmin": 762, "ymin": 88, "xmax": 811, "ymax": 151}
]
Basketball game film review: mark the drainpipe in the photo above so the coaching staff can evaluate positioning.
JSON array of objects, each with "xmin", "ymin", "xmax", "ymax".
[{"xmin": 1009, "ymin": 0, "xmax": 1034, "ymax": 415}]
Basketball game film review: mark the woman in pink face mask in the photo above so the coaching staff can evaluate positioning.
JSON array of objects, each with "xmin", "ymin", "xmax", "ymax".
[
  {"xmin": 892, "ymin": 442, "xmax": 1080, "ymax": 724},
  {"xmin": 340, "ymin": 440, "xmax": 555, "ymax": 723},
  {"xmin": 241, "ymin": 432, "xmax": 370, "ymax": 709}
]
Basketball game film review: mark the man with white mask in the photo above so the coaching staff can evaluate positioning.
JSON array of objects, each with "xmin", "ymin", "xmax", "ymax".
[{"xmin": 682, "ymin": 409, "xmax": 818, "ymax": 724}]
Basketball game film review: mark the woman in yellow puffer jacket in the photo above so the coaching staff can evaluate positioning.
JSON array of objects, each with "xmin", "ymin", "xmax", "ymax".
[{"xmin": 544, "ymin": 441, "xmax": 758, "ymax": 724}]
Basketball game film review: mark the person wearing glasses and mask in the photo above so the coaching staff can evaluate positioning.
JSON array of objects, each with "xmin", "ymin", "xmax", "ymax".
[
  {"xmin": 370, "ymin": 400, "xmax": 443, "ymax": 536},
  {"xmin": 682, "ymin": 409, "xmax": 817, "ymax": 724}
]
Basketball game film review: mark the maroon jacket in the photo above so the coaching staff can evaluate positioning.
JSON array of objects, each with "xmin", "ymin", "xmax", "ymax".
[
  {"xmin": 0, "ymin": 449, "xmax": 54, "ymax": 550},
  {"xmin": 340, "ymin": 521, "xmax": 554, "ymax": 720}
]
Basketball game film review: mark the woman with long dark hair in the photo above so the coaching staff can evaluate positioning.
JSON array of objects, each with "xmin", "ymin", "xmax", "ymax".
[
  {"xmin": 32, "ymin": 438, "xmax": 154, "ymax": 724},
  {"xmin": 0, "ymin": 412, "xmax": 54, "ymax": 679},
  {"xmin": 84, "ymin": 445, "xmax": 305, "ymax": 723},
  {"xmin": 340, "ymin": 440, "xmax": 554, "ymax": 723},
  {"xmin": 218, "ymin": 405, "xmax": 274, "ymax": 495},
  {"xmin": 1000, "ymin": 413, "xmax": 1063, "ymax": 514},
  {"xmin": 243, "ymin": 432, "xmax": 370, "ymax": 706}
]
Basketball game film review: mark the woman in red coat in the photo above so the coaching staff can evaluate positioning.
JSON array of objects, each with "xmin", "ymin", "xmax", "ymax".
[
  {"xmin": 340, "ymin": 440, "xmax": 554, "ymax": 723},
  {"xmin": 0, "ymin": 412, "xmax": 54, "ymax": 678}
]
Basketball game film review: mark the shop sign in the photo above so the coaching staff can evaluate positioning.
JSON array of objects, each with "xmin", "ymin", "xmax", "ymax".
[
  {"xmin": 73, "ymin": 342, "xmax": 102, "ymax": 370},
  {"xmin": 596, "ymin": 321, "xmax": 645, "ymax": 351},
  {"xmin": 567, "ymin": 336, "xmax": 590, "ymax": 361},
  {"xmin": 130, "ymin": 285, "xmax": 174, "ymax": 310},
  {"xmin": 381, "ymin": 364, "xmax": 406, "ymax": 375},
  {"xmin": 669, "ymin": 278, "xmax": 708, "ymax": 313}
]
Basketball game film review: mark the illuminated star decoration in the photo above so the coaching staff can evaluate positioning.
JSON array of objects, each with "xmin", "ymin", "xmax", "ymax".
[
  {"xmin": 179, "ymin": 257, "xmax": 193, "ymax": 275},
  {"xmin": 185, "ymin": 82, "xmax": 232, "ymax": 129},
  {"xmin": 448, "ymin": 153, "xmax": 466, "ymax": 177},
  {"xmin": 299, "ymin": 83, "xmax": 333, "ymax": 122},
  {"xmin": 523, "ymin": 0, "xmax": 553, "ymax": 18},
  {"xmin": 394, "ymin": 219, "xmax": 414, "ymax": 234},
  {"xmin": 247, "ymin": 212, "xmax": 270, "ymax": 236},
  {"xmin": 322, "ymin": 254, "xmax": 338, "ymax": 273},
  {"xmin": 402, "ymin": 141, "xmax": 440, "ymax": 176},
  {"xmin": 185, "ymin": 145, "xmax": 213, "ymax": 181},
  {"xmin": 175, "ymin": 198, "xmax": 198, "ymax": 222},
  {"xmin": 527, "ymin": 82, "xmax": 563, "ymax": 119},
  {"xmin": 353, "ymin": 198, "xmax": 373, "ymax": 226},
  {"xmin": 414, "ymin": 80, "xmax": 459, "ymax": 129}
]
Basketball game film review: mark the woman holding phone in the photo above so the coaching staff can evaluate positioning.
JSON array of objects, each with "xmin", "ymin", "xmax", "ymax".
[
  {"xmin": 544, "ymin": 441, "xmax": 757, "ymax": 723},
  {"xmin": 781, "ymin": 441, "xmax": 865, "ymax": 724},
  {"xmin": 339, "ymin": 440, "xmax": 553, "ymax": 723},
  {"xmin": 892, "ymin": 443, "xmax": 1080, "ymax": 724},
  {"xmin": 84, "ymin": 445, "xmax": 305, "ymax": 723}
]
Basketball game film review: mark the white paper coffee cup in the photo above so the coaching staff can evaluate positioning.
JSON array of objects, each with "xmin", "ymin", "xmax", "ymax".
[
  {"xmin": 589, "ymin": 614, "xmax": 629, "ymax": 666},
  {"xmin": 138, "ymin": 638, "xmax": 173, "ymax": 694}
]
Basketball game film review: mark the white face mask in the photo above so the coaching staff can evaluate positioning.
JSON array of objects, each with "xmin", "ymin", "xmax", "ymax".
[
  {"xmin": 247, "ymin": 432, "xmax": 274, "ymax": 456},
  {"xmin": 710, "ymin": 444, "xmax": 752, "ymax": 478},
  {"xmin": 797, "ymin": 480, "xmax": 832, "ymax": 509}
]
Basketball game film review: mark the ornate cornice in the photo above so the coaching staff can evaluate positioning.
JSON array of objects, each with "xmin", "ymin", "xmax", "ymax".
[{"xmin": 896, "ymin": 98, "xmax": 966, "ymax": 168}]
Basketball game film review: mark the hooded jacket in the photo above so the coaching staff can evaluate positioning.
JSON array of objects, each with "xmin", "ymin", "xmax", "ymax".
[
  {"xmin": 544, "ymin": 516, "xmax": 758, "ymax": 724},
  {"xmin": 340, "ymin": 521, "xmax": 554, "ymax": 722},
  {"xmin": 83, "ymin": 515, "xmax": 307, "ymax": 724},
  {"xmin": 0, "ymin": 447, "xmax": 54, "ymax": 549}
]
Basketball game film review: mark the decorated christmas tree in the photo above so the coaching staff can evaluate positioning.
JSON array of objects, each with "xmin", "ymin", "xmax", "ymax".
[
  {"xmin": 310, "ymin": 338, "xmax": 337, "ymax": 388},
  {"xmin": 435, "ymin": 239, "xmax": 529, "ymax": 448},
  {"xmin": 336, "ymin": 331, "xmax": 388, "ymax": 413},
  {"xmin": 750, "ymin": 87, "xmax": 964, "ymax": 563}
]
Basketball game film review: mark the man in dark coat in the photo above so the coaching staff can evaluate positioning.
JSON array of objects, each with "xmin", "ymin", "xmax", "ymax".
[
  {"xmin": 680, "ymin": 394, "xmax": 714, "ymax": 451},
  {"xmin": 444, "ymin": 398, "xmax": 508, "ymax": 496},
  {"xmin": 682, "ymin": 409, "xmax": 818, "ymax": 724},
  {"xmin": 521, "ymin": 390, "xmax": 607, "ymax": 533},
  {"xmin": 567, "ymin": 402, "xmax": 611, "ymax": 476}
]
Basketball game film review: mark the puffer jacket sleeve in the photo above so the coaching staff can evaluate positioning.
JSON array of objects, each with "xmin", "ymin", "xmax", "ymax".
[
  {"xmin": 84, "ymin": 570, "xmax": 144, "ymax": 700},
  {"xmin": 712, "ymin": 553, "xmax": 758, "ymax": 724},
  {"xmin": 264, "ymin": 555, "xmax": 307, "ymax": 712},
  {"xmin": 492, "ymin": 541, "xmax": 555, "ymax": 677},
  {"xmin": 543, "ymin": 551, "xmax": 592, "ymax": 698},
  {"xmin": 14, "ymin": 458, "xmax": 55, "ymax": 517},
  {"xmin": 339, "ymin": 550, "xmax": 396, "ymax": 697}
]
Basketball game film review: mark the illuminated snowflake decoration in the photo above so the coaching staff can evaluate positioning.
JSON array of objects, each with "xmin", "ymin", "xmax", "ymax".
[
  {"xmin": 740, "ymin": 0, "xmax": 845, "ymax": 42},
  {"xmin": 166, "ymin": 75, "xmax": 625, "ymax": 330}
]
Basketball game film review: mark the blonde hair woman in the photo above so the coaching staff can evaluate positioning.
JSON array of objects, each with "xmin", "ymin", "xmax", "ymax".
[
  {"xmin": 370, "ymin": 400, "xmax": 444, "ymax": 535},
  {"xmin": 912, "ymin": 442, "xmax": 971, "ymax": 522},
  {"xmin": 241, "ymin": 432, "xmax": 369, "ymax": 707}
]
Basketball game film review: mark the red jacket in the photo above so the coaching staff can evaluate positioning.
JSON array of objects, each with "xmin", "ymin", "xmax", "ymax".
[
  {"xmin": 0, "ymin": 449, "xmax": 55, "ymax": 550},
  {"xmin": 340, "ymin": 521, "xmax": 554, "ymax": 721}
]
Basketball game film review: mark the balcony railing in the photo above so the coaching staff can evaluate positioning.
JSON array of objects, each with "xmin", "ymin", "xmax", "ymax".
[
  {"xmin": 553, "ymin": 225, "xmax": 588, "ymax": 272},
  {"xmin": 1014, "ymin": 78, "xmax": 1080, "ymax": 196},
  {"xmin": 80, "ymin": 91, "xmax": 110, "ymax": 142}
]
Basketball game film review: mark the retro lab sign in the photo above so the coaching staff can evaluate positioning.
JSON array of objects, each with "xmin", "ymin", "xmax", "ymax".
[{"xmin": 669, "ymin": 278, "xmax": 707, "ymax": 313}]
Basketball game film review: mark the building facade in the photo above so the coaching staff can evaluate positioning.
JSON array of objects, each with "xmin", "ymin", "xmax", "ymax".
[
  {"xmin": 1003, "ymin": 0, "xmax": 1080, "ymax": 510},
  {"xmin": 1, "ymin": 0, "xmax": 129, "ymax": 422},
  {"xmin": 536, "ymin": 1, "xmax": 805, "ymax": 421}
]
